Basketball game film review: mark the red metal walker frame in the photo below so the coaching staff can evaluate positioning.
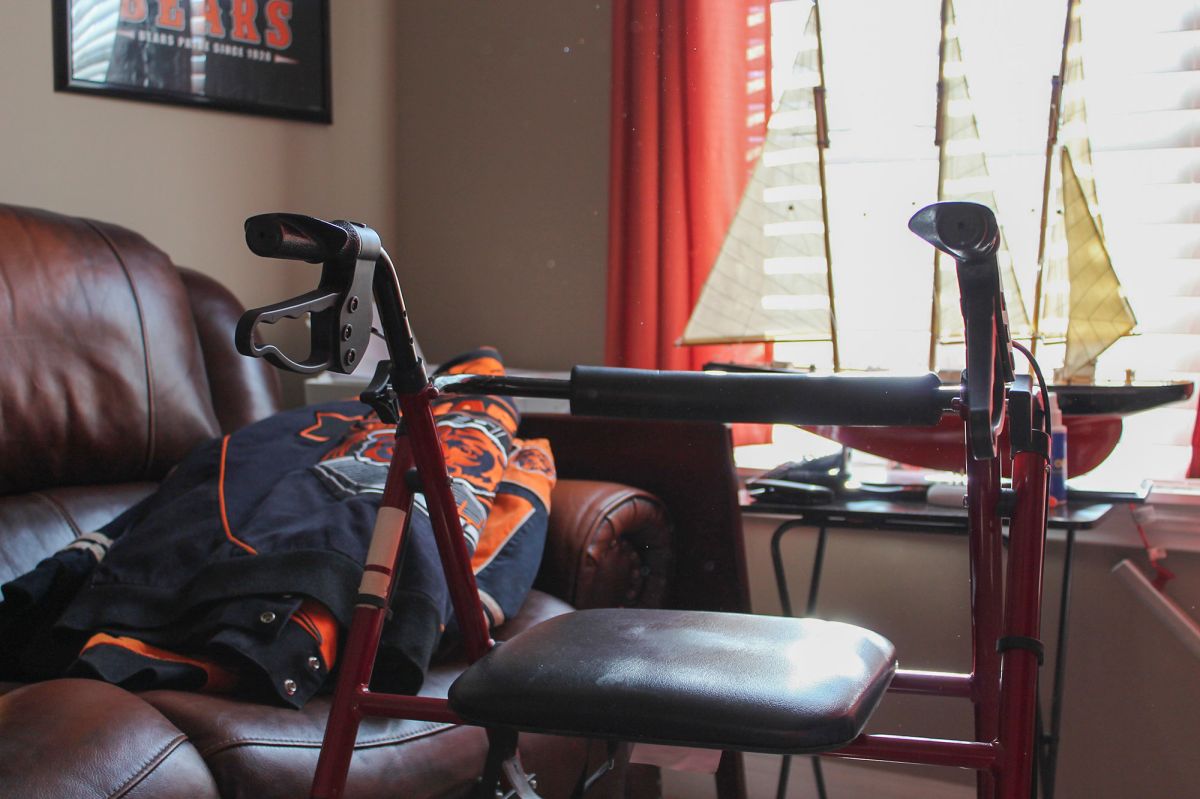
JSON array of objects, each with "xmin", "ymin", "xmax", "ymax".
[{"xmin": 235, "ymin": 202, "xmax": 1051, "ymax": 799}]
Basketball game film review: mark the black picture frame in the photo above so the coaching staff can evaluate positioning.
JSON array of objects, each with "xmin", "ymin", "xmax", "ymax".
[{"xmin": 52, "ymin": 0, "xmax": 331, "ymax": 123}]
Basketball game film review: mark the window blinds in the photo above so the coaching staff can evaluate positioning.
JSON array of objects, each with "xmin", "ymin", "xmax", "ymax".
[{"xmin": 1080, "ymin": 0, "xmax": 1200, "ymax": 483}]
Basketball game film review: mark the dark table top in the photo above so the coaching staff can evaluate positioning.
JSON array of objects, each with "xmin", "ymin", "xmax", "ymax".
[{"xmin": 746, "ymin": 497, "xmax": 1114, "ymax": 533}]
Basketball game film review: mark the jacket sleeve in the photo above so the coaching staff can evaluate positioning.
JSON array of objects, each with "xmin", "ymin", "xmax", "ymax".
[{"xmin": 0, "ymin": 495, "xmax": 147, "ymax": 680}]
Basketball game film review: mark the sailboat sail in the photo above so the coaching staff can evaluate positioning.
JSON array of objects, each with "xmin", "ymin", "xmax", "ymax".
[
  {"xmin": 679, "ymin": 5, "xmax": 836, "ymax": 359},
  {"xmin": 931, "ymin": 0, "xmax": 1031, "ymax": 358},
  {"xmin": 1057, "ymin": 0, "xmax": 1104, "ymax": 233},
  {"xmin": 1035, "ymin": 0, "xmax": 1136, "ymax": 381},
  {"xmin": 1056, "ymin": 148, "xmax": 1137, "ymax": 377}
]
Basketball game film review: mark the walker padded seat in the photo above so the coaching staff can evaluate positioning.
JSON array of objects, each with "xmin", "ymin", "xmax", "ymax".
[{"xmin": 448, "ymin": 608, "xmax": 897, "ymax": 754}]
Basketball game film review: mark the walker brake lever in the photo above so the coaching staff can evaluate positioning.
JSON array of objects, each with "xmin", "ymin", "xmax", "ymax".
[
  {"xmin": 909, "ymin": 202, "xmax": 1014, "ymax": 461},
  {"xmin": 236, "ymin": 213, "xmax": 381, "ymax": 375},
  {"xmin": 360, "ymin": 359, "xmax": 400, "ymax": 423}
]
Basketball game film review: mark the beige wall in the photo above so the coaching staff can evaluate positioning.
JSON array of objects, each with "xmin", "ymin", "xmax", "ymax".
[
  {"xmin": 391, "ymin": 1, "xmax": 611, "ymax": 370},
  {"xmin": 0, "ymin": 1, "xmax": 611, "ymax": 399}
]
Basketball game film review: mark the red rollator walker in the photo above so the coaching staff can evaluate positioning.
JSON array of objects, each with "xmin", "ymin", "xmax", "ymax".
[{"xmin": 235, "ymin": 201, "xmax": 1052, "ymax": 799}]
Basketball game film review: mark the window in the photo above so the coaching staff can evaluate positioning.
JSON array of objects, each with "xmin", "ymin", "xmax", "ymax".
[{"xmin": 736, "ymin": 0, "xmax": 1200, "ymax": 489}]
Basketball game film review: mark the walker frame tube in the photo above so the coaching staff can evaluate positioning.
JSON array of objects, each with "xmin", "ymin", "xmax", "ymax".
[
  {"xmin": 234, "ymin": 208, "xmax": 1049, "ymax": 799},
  {"xmin": 309, "ymin": 380, "xmax": 1047, "ymax": 799},
  {"xmin": 309, "ymin": 351, "xmax": 1047, "ymax": 799}
]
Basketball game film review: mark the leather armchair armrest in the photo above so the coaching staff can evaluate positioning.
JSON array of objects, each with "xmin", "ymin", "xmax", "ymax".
[{"xmin": 536, "ymin": 479, "xmax": 673, "ymax": 611}]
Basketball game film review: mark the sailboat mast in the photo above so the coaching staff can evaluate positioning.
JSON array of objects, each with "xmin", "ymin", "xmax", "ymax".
[
  {"xmin": 1030, "ymin": 0, "xmax": 1076, "ymax": 357},
  {"xmin": 812, "ymin": 0, "xmax": 840, "ymax": 372},
  {"xmin": 929, "ymin": 0, "xmax": 952, "ymax": 372}
]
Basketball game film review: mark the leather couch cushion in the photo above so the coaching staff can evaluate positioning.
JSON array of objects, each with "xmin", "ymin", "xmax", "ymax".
[
  {"xmin": 140, "ymin": 591, "xmax": 586, "ymax": 799},
  {"xmin": 0, "ymin": 678, "xmax": 220, "ymax": 799},
  {"xmin": 0, "ymin": 483, "xmax": 156, "ymax": 583},
  {"xmin": 0, "ymin": 205, "xmax": 220, "ymax": 496}
]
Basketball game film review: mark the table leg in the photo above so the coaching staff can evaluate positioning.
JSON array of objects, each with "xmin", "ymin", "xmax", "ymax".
[
  {"xmin": 771, "ymin": 522, "xmax": 831, "ymax": 799},
  {"xmin": 774, "ymin": 754, "xmax": 791, "ymax": 799},
  {"xmin": 807, "ymin": 527, "xmax": 830, "ymax": 617},
  {"xmin": 1043, "ymin": 527, "xmax": 1076, "ymax": 799}
]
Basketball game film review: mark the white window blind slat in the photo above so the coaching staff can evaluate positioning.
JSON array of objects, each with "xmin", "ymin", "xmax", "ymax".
[
  {"xmin": 752, "ymin": 0, "xmax": 1200, "ymax": 483},
  {"xmin": 1095, "ymin": 147, "xmax": 1200, "ymax": 184},
  {"xmin": 1120, "ymin": 298, "xmax": 1200, "ymax": 335},
  {"xmin": 1101, "ymin": 190, "xmax": 1200, "ymax": 224},
  {"xmin": 1117, "ymin": 260, "xmax": 1200, "ymax": 295}
]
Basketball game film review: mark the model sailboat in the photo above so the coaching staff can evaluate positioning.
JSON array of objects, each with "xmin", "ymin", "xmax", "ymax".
[
  {"xmin": 1023, "ymin": 0, "xmax": 1190, "ymax": 418},
  {"xmin": 684, "ymin": 0, "xmax": 1191, "ymax": 476},
  {"xmin": 679, "ymin": 1, "xmax": 840, "ymax": 369},
  {"xmin": 1031, "ymin": 0, "xmax": 1135, "ymax": 385}
]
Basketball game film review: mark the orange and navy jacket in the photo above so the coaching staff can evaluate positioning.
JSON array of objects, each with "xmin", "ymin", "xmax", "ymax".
[{"xmin": 0, "ymin": 348, "xmax": 555, "ymax": 708}]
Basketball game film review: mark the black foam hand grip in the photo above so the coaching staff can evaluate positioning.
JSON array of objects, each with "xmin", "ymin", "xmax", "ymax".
[
  {"xmin": 244, "ymin": 213, "xmax": 350, "ymax": 263},
  {"xmin": 569, "ymin": 367, "xmax": 947, "ymax": 426},
  {"xmin": 909, "ymin": 201, "xmax": 1009, "ymax": 460}
]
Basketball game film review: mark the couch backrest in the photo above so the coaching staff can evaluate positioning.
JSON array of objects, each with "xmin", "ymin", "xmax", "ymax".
[
  {"xmin": 177, "ymin": 267, "xmax": 283, "ymax": 435},
  {"xmin": 0, "ymin": 204, "xmax": 223, "ymax": 496},
  {"xmin": 0, "ymin": 204, "xmax": 282, "ymax": 583}
]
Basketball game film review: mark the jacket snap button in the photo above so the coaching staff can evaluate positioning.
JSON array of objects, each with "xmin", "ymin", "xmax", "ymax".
[
  {"xmin": 308, "ymin": 656, "xmax": 321, "ymax": 671},
  {"xmin": 283, "ymin": 679, "xmax": 298, "ymax": 696},
  {"xmin": 259, "ymin": 611, "xmax": 277, "ymax": 624}
]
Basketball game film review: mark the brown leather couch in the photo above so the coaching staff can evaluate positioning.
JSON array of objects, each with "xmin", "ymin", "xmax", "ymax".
[{"xmin": 0, "ymin": 204, "xmax": 750, "ymax": 798}]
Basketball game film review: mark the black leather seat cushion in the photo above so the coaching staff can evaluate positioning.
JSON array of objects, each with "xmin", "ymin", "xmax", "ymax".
[{"xmin": 448, "ymin": 608, "xmax": 896, "ymax": 754}]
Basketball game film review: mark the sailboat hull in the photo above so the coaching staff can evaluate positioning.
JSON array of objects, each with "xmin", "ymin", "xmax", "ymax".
[
  {"xmin": 1051, "ymin": 382, "xmax": 1193, "ymax": 415},
  {"xmin": 809, "ymin": 412, "xmax": 1124, "ymax": 478},
  {"xmin": 807, "ymin": 382, "xmax": 1192, "ymax": 477},
  {"xmin": 706, "ymin": 361, "xmax": 1191, "ymax": 476}
]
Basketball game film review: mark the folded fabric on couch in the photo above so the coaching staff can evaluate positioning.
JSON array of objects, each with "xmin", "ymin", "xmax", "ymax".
[{"xmin": 0, "ymin": 348, "xmax": 554, "ymax": 708}]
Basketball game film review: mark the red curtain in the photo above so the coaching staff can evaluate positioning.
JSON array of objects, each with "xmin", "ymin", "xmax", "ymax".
[{"xmin": 607, "ymin": 0, "xmax": 774, "ymax": 444}]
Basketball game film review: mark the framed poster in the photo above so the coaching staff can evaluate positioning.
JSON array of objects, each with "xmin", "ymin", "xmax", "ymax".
[{"xmin": 52, "ymin": 0, "xmax": 331, "ymax": 123}]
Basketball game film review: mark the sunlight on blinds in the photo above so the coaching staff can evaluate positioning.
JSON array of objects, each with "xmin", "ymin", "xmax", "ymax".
[
  {"xmin": 1068, "ymin": 0, "xmax": 1200, "ymax": 484},
  {"xmin": 739, "ymin": 0, "xmax": 1200, "ymax": 484}
]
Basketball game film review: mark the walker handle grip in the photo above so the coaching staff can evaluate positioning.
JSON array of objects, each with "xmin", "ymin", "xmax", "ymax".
[
  {"xmin": 236, "ymin": 214, "xmax": 381, "ymax": 375},
  {"xmin": 244, "ymin": 214, "xmax": 349, "ymax": 263},
  {"xmin": 909, "ymin": 202, "xmax": 1014, "ymax": 460},
  {"xmin": 570, "ymin": 367, "xmax": 948, "ymax": 426}
]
